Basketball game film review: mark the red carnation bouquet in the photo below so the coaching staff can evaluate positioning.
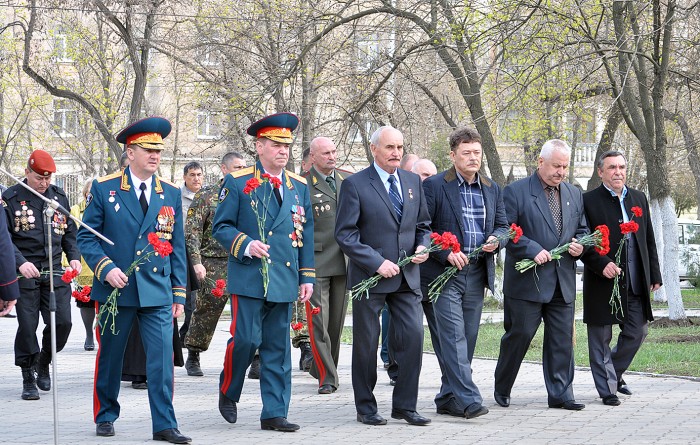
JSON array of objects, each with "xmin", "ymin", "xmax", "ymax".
[
  {"xmin": 61, "ymin": 268, "xmax": 92, "ymax": 303},
  {"xmin": 243, "ymin": 173, "xmax": 281, "ymax": 297},
  {"xmin": 210, "ymin": 279, "xmax": 227, "ymax": 298},
  {"xmin": 515, "ymin": 225, "xmax": 610, "ymax": 273},
  {"xmin": 610, "ymin": 206, "xmax": 643, "ymax": 318},
  {"xmin": 428, "ymin": 224, "xmax": 523, "ymax": 302},
  {"xmin": 96, "ymin": 233, "xmax": 174, "ymax": 335},
  {"xmin": 351, "ymin": 231, "xmax": 461, "ymax": 300}
]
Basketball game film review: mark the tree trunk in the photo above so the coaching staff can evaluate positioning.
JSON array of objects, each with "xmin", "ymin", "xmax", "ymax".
[
  {"xmin": 587, "ymin": 106, "xmax": 622, "ymax": 191},
  {"xmin": 664, "ymin": 110, "xmax": 700, "ymax": 219},
  {"xmin": 650, "ymin": 197, "xmax": 685, "ymax": 318}
]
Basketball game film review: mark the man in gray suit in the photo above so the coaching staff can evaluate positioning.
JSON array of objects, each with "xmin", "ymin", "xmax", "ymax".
[
  {"xmin": 335, "ymin": 126, "xmax": 432, "ymax": 426},
  {"xmin": 304, "ymin": 137, "xmax": 351, "ymax": 395},
  {"xmin": 494, "ymin": 139, "xmax": 588, "ymax": 410}
]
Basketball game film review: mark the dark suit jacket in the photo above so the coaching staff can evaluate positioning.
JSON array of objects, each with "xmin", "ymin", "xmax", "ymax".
[
  {"xmin": 581, "ymin": 185, "xmax": 661, "ymax": 325},
  {"xmin": 503, "ymin": 172, "xmax": 588, "ymax": 303},
  {"xmin": 421, "ymin": 167, "xmax": 509, "ymax": 293},
  {"xmin": 305, "ymin": 166, "xmax": 350, "ymax": 278},
  {"xmin": 335, "ymin": 165, "xmax": 431, "ymax": 293}
]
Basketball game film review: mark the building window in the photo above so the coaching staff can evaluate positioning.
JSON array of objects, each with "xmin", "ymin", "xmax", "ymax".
[
  {"xmin": 197, "ymin": 111, "xmax": 221, "ymax": 139},
  {"xmin": 52, "ymin": 99, "xmax": 77, "ymax": 137},
  {"xmin": 347, "ymin": 119, "xmax": 374, "ymax": 144},
  {"xmin": 53, "ymin": 28, "xmax": 71, "ymax": 62},
  {"xmin": 356, "ymin": 36, "xmax": 380, "ymax": 71}
]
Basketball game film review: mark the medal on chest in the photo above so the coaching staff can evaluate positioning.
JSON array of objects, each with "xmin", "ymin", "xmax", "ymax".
[
  {"xmin": 155, "ymin": 206, "xmax": 175, "ymax": 240},
  {"xmin": 52, "ymin": 212, "xmax": 68, "ymax": 235},
  {"xmin": 289, "ymin": 197, "xmax": 306, "ymax": 248},
  {"xmin": 14, "ymin": 201, "xmax": 35, "ymax": 232}
]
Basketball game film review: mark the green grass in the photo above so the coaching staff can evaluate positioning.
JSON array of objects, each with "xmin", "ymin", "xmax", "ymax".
[{"xmin": 341, "ymin": 319, "xmax": 700, "ymax": 377}]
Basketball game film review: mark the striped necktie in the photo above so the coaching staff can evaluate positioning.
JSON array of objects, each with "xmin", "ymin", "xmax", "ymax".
[{"xmin": 387, "ymin": 175, "xmax": 403, "ymax": 222}]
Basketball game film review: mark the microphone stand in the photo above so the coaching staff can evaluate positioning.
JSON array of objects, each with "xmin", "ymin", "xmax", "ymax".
[{"xmin": 1, "ymin": 167, "xmax": 113, "ymax": 445}]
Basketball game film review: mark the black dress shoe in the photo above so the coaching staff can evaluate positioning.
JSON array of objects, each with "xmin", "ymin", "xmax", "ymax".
[
  {"xmin": 494, "ymin": 391, "xmax": 510, "ymax": 407},
  {"xmin": 356, "ymin": 413, "xmax": 387, "ymax": 425},
  {"xmin": 549, "ymin": 400, "xmax": 586, "ymax": 410},
  {"xmin": 436, "ymin": 398, "xmax": 464, "ymax": 417},
  {"xmin": 84, "ymin": 339, "xmax": 95, "ymax": 351},
  {"xmin": 260, "ymin": 417, "xmax": 300, "ymax": 432},
  {"xmin": 218, "ymin": 392, "xmax": 237, "ymax": 423},
  {"xmin": 618, "ymin": 379, "xmax": 633, "ymax": 395},
  {"xmin": 389, "ymin": 378, "xmax": 396, "ymax": 386},
  {"xmin": 318, "ymin": 384, "xmax": 336, "ymax": 394},
  {"xmin": 96, "ymin": 421, "xmax": 115, "ymax": 437},
  {"xmin": 465, "ymin": 402, "xmax": 489, "ymax": 419},
  {"xmin": 603, "ymin": 395, "xmax": 621, "ymax": 406},
  {"xmin": 153, "ymin": 428, "xmax": 191, "ymax": 443},
  {"xmin": 131, "ymin": 380, "xmax": 147, "ymax": 390},
  {"xmin": 391, "ymin": 409, "xmax": 431, "ymax": 426}
]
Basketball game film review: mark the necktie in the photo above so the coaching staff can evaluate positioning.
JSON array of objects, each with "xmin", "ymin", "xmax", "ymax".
[
  {"xmin": 387, "ymin": 175, "xmax": 403, "ymax": 222},
  {"xmin": 139, "ymin": 182, "xmax": 148, "ymax": 215},
  {"xmin": 325, "ymin": 175, "xmax": 337, "ymax": 193},
  {"xmin": 273, "ymin": 186, "xmax": 282, "ymax": 206},
  {"xmin": 546, "ymin": 186, "xmax": 562, "ymax": 235}
]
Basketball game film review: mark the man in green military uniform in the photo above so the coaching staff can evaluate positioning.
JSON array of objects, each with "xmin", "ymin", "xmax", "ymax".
[
  {"xmin": 184, "ymin": 152, "xmax": 247, "ymax": 376},
  {"xmin": 303, "ymin": 137, "xmax": 351, "ymax": 394}
]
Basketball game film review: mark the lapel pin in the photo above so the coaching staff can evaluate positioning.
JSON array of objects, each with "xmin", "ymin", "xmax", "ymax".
[
  {"xmin": 114, "ymin": 203, "xmax": 120, "ymax": 212},
  {"xmin": 408, "ymin": 189, "xmax": 413, "ymax": 199}
]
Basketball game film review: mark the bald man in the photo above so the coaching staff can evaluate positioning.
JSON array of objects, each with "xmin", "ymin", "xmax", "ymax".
[{"xmin": 412, "ymin": 159, "xmax": 438, "ymax": 182}]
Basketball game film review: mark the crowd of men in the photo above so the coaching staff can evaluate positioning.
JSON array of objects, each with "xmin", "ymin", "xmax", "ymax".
[{"xmin": 0, "ymin": 112, "xmax": 661, "ymax": 443}]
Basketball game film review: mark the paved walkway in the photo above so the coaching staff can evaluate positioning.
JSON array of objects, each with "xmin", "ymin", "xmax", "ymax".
[{"xmin": 2, "ymin": 304, "xmax": 699, "ymax": 445}]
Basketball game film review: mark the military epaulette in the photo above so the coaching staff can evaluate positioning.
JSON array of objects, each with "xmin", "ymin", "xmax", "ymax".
[
  {"xmin": 231, "ymin": 166, "xmax": 254, "ymax": 179},
  {"xmin": 97, "ymin": 172, "xmax": 121, "ymax": 183},
  {"xmin": 286, "ymin": 170, "xmax": 307, "ymax": 185},
  {"xmin": 157, "ymin": 176, "xmax": 177, "ymax": 188}
]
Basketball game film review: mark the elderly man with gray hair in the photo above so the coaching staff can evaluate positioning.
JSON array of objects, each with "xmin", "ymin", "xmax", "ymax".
[{"xmin": 494, "ymin": 139, "xmax": 589, "ymax": 411}]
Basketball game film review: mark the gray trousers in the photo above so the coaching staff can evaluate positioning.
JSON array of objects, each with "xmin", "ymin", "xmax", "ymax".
[
  {"xmin": 586, "ymin": 292, "xmax": 648, "ymax": 398},
  {"xmin": 432, "ymin": 261, "xmax": 486, "ymax": 409}
]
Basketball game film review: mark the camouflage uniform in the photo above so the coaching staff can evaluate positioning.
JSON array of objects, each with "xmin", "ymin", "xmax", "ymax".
[{"xmin": 184, "ymin": 182, "xmax": 229, "ymax": 353}]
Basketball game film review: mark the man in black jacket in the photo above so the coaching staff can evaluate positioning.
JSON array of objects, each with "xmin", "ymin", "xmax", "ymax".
[
  {"xmin": 581, "ymin": 150, "xmax": 662, "ymax": 406},
  {"xmin": 3, "ymin": 150, "xmax": 81, "ymax": 400}
]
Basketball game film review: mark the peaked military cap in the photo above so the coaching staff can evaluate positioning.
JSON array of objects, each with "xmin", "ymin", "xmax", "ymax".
[
  {"xmin": 115, "ymin": 116, "xmax": 172, "ymax": 149},
  {"xmin": 247, "ymin": 112, "xmax": 299, "ymax": 144}
]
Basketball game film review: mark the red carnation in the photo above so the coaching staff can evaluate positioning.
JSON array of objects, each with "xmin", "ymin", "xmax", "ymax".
[
  {"xmin": 510, "ymin": 223, "xmax": 523, "ymax": 244},
  {"xmin": 61, "ymin": 269, "xmax": 79, "ymax": 283},
  {"xmin": 243, "ymin": 177, "xmax": 261, "ymax": 195},
  {"xmin": 215, "ymin": 279, "xmax": 226, "ymax": 289},
  {"xmin": 269, "ymin": 176, "xmax": 282, "ymax": 189},
  {"xmin": 311, "ymin": 306, "xmax": 321, "ymax": 315},
  {"xmin": 147, "ymin": 232, "xmax": 159, "ymax": 245},
  {"xmin": 154, "ymin": 240, "xmax": 173, "ymax": 257},
  {"xmin": 594, "ymin": 224, "xmax": 611, "ymax": 256},
  {"xmin": 291, "ymin": 322, "xmax": 304, "ymax": 331},
  {"xmin": 631, "ymin": 206, "xmax": 642, "ymax": 218},
  {"xmin": 620, "ymin": 220, "xmax": 639, "ymax": 235},
  {"xmin": 211, "ymin": 287, "xmax": 225, "ymax": 298}
]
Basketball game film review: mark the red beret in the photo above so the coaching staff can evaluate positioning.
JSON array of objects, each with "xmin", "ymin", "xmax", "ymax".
[{"xmin": 28, "ymin": 150, "xmax": 56, "ymax": 176}]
